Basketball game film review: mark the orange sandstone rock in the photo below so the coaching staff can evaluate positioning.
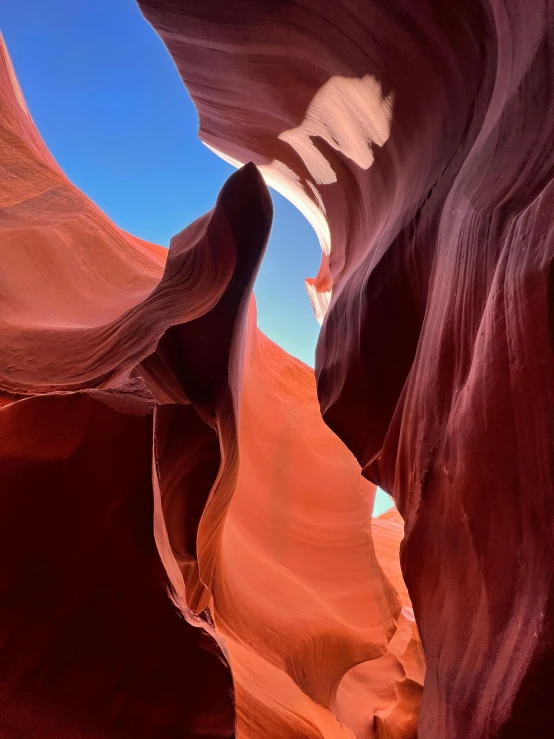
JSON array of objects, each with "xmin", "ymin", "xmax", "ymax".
[
  {"xmin": 0, "ymin": 28, "xmax": 421, "ymax": 739},
  {"xmin": 206, "ymin": 301, "xmax": 422, "ymax": 738},
  {"xmin": 137, "ymin": 1, "xmax": 554, "ymax": 737},
  {"xmin": 0, "ymin": 32, "xmax": 267, "ymax": 737}
]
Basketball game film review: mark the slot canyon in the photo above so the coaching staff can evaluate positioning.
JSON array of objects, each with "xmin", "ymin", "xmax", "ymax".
[{"xmin": 0, "ymin": 1, "xmax": 553, "ymax": 737}]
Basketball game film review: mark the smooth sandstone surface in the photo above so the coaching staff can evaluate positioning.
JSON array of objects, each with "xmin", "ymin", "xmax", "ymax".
[
  {"xmin": 136, "ymin": 2, "xmax": 554, "ymax": 737},
  {"xmin": 0, "ymin": 31, "xmax": 251, "ymax": 738},
  {"xmin": 210, "ymin": 302, "xmax": 423, "ymax": 738},
  {"xmin": 0, "ymin": 28, "xmax": 421, "ymax": 739}
]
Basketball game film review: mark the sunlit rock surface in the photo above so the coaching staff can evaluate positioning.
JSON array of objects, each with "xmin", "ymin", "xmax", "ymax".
[
  {"xmin": 0, "ymin": 30, "xmax": 421, "ymax": 739},
  {"xmin": 205, "ymin": 301, "xmax": 423, "ymax": 738},
  {"xmin": 137, "ymin": 2, "xmax": 554, "ymax": 737},
  {"xmin": 0, "ymin": 32, "xmax": 257, "ymax": 738}
]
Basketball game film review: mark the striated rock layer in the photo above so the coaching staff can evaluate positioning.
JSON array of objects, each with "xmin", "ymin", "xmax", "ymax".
[
  {"xmin": 0, "ymin": 31, "xmax": 263, "ymax": 738},
  {"xmin": 0, "ymin": 31, "xmax": 422, "ymax": 739},
  {"xmin": 0, "ymin": 32, "xmax": 255, "ymax": 737},
  {"xmin": 207, "ymin": 300, "xmax": 423, "ymax": 738},
  {"xmin": 136, "ymin": 1, "xmax": 554, "ymax": 737}
]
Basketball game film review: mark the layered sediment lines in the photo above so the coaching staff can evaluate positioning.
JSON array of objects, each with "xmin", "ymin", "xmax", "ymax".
[
  {"xmin": 0, "ymin": 30, "xmax": 421, "ymax": 739},
  {"xmin": 137, "ymin": 1, "xmax": 554, "ymax": 737},
  {"xmin": 0, "ymin": 33, "xmax": 260, "ymax": 737},
  {"xmin": 209, "ymin": 301, "xmax": 423, "ymax": 738}
]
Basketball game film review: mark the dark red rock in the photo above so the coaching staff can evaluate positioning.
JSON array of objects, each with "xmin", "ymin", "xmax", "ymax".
[
  {"xmin": 0, "ymin": 26, "xmax": 423, "ymax": 737},
  {"xmin": 0, "ymin": 393, "xmax": 236, "ymax": 738},
  {"xmin": 136, "ymin": 2, "xmax": 554, "ymax": 736},
  {"xmin": 0, "ymin": 32, "xmax": 273, "ymax": 736}
]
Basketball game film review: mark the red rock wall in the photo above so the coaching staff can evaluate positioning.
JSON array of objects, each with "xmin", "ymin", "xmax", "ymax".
[
  {"xmin": 206, "ymin": 300, "xmax": 423, "ymax": 738},
  {"xmin": 136, "ymin": 2, "xmax": 554, "ymax": 737},
  {"xmin": 0, "ymin": 32, "xmax": 266, "ymax": 737},
  {"xmin": 0, "ymin": 29, "xmax": 421, "ymax": 739}
]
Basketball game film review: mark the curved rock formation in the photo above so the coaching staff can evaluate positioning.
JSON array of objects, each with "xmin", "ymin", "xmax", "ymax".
[
  {"xmin": 0, "ymin": 392, "xmax": 235, "ymax": 739},
  {"xmin": 334, "ymin": 510, "xmax": 423, "ymax": 739},
  {"xmin": 208, "ymin": 300, "xmax": 422, "ymax": 738},
  {"xmin": 136, "ymin": 2, "xmax": 554, "ymax": 737},
  {"xmin": 0, "ymin": 29, "xmax": 422, "ymax": 739},
  {"xmin": 0, "ymin": 33, "xmax": 269, "ymax": 737}
]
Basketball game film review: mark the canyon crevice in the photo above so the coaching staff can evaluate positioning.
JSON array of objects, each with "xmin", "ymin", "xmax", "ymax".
[
  {"xmin": 0, "ymin": 20, "xmax": 422, "ymax": 739},
  {"xmin": 2, "ymin": 0, "xmax": 554, "ymax": 736},
  {"xmin": 136, "ymin": 1, "xmax": 554, "ymax": 736}
]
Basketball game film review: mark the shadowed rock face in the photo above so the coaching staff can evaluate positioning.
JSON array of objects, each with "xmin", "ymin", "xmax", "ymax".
[
  {"xmin": 0, "ymin": 25, "xmax": 423, "ymax": 739},
  {"xmin": 0, "ymin": 393, "xmax": 235, "ymax": 739},
  {"xmin": 135, "ymin": 2, "xmax": 554, "ymax": 738},
  {"xmin": 206, "ymin": 301, "xmax": 423, "ymax": 738},
  {"xmin": 0, "ymin": 32, "xmax": 267, "ymax": 738}
]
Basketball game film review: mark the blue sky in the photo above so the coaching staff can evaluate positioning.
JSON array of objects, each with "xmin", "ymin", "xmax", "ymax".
[{"xmin": 0, "ymin": 0, "xmax": 392, "ymax": 516}]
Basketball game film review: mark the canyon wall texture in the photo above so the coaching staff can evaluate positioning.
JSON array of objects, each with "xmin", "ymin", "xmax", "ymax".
[
  {"xmin": 136, "ymin": 1, "xmax": 554, "ymax": 737},
  {"xmin": 0, "ymin": 33, "xmax": 256, "ymax": 738},
  {"xmin": 209, "ymin": 301, "xmax": 423, "ymax": 738},
  {"xmin": 0, "ymin": 28, "xmax": 422, "ymax": 739}
]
